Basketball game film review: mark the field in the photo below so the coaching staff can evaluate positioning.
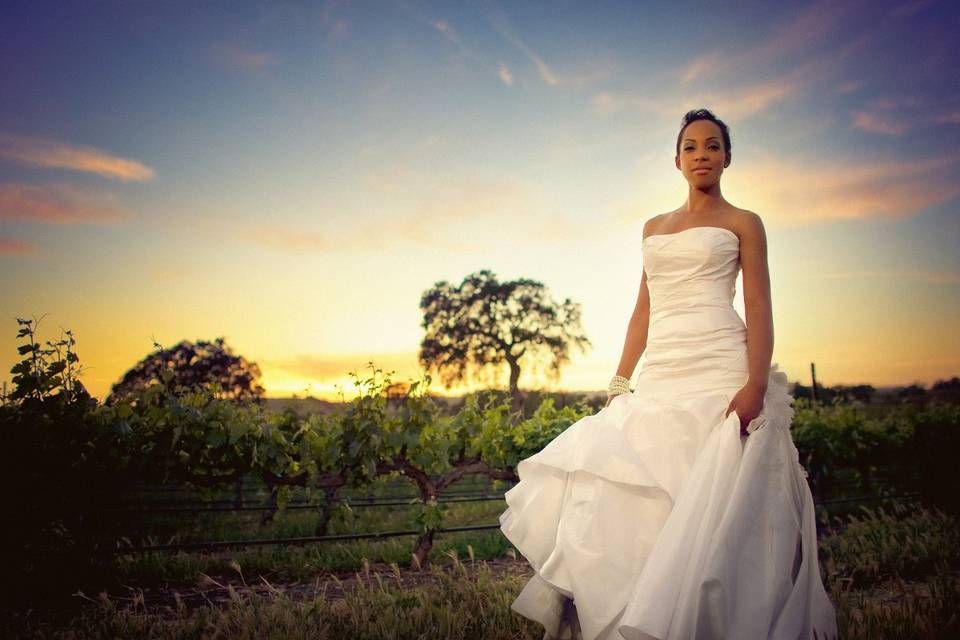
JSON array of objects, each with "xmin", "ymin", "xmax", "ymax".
[
  {"xmin": 6, "ymin": 478, "xmax": 960, "ymax": 639},
  {"xmin": 4, "ymin": 326, "xmax": 960, "ymax": 638},
  {"xmin": 6, "ymin": 504, "xmax": 960, "ymax": 639}
]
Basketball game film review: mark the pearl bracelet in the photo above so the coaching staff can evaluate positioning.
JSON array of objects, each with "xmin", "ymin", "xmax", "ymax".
[{"xmin": 608, "ymin": 374, "xmax": 631, "ymax": 396}]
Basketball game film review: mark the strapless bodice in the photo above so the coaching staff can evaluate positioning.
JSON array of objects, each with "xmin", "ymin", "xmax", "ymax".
[
  {"xmin": 642, "ymin": 225, "xmax": 741, "ymax": 312},
  {"xmin": 637, "ymin": 226, "xmax": 748, "ymax": 396}
]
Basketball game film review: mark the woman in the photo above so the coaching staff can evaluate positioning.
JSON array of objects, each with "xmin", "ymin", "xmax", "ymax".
[{"xmin": 499, "ymin": 108, "xmax": 838, "ymax": 640}]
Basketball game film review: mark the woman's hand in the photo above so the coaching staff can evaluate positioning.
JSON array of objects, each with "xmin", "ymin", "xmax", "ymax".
[{"xmin": 724, "ymin": 382, "xmax": 765, "ymax": 435}]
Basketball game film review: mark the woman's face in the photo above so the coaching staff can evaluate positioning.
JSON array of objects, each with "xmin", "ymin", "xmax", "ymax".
[{"xmin": 675, "ymin": 119, "xmax": 729, "ymax": 187}]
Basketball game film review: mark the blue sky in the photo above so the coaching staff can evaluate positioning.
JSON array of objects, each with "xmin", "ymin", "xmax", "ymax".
[{"xmin": 1, "ymin": 0, "xmax": 958, "ymax": 399}]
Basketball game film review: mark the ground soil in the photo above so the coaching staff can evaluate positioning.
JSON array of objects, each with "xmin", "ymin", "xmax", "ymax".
[
  {"xmin": 97, "ymin": 558, "xmax": 959, "ymax": 629},
  {"xmin": 102, "ymin": 557, "xmax": 534, "ymax": 616}
]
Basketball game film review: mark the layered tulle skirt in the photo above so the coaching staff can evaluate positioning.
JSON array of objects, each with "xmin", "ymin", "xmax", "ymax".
[{"xmin": 498, "ymin": 363, "xmax": 838, "ymax": 640}]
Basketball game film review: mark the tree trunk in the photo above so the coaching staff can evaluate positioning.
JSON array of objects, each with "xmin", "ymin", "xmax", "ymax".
[
  {"xmin": 233, "ymin": 474, "xmax": 244, "ymax": 509},
  {"xmin": 315, "ymin": 485, "xmax": 341, "ymax": 536},
  {"xmin": 260, "ymin": 483, "xmax": 279, "ymax": 526},
  {"xmin": 413, "ymin": 529, "xmax": 435, "ymax": 569},
  {"xmin": 507, "ymin": 357, "xmax": 524, "ymax": 415}
]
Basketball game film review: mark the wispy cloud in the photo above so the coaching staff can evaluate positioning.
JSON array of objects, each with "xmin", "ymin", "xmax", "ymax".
[
  {"xmin": 679, "ymin": 56, "xmax": 717, "ymax": 85},
  {"xmin": 851, "ymin": 110, "xmax": 910, "ymax": 135},
  {"xmin": 707, "ymin": 79, "xmax": 804, "ymax": 121},
  {"xmin": 592, "ymin": 0, "xmax": 958, "ymax": 143},
  {"xmin": 318, "ymin": 0, "xmax": 351, "ymax": 48},
  {"xmin": 680, "ymin": 0, "xmax": 869, "ymax": 84},
  {"xmin": 672, "ymin": 0, "xmax": 959, "ymax": 141},
  {"xmin": 498, "ymin": 63, "xmax": 514, "ymax": 86},
  {"xmin": 834, "ymin": 80, "xmax": 865, "ymax": 94},
  {"xmin": 430, "ymin": 18, "xmax": 467, "ymax": 51},
  {"xmin": 481, "ymin": 2, "xmax": 616, "ymax": 88},
  {"xmin": 237, "ymin": 176, "xmax": 592, "ymax": 254},
  {"xmin": 0, "ymin": 132, "xmax": 155, "ymax": 181},
  {"xmin": 326, "ymin": 18, "xmax": 350, "ymax": 45},
  {"xmin": 591, "ymin": 92, "xmax": 665, "ymax": 118},
  {"xmin": 805, "ymin": 269, "xmax": 960, "ymax": 284},
  {"xmin": 210, "ymin": 43, "xmax": 281, "ymax": 72},
  {"xmin": 0, "ymin": 182, "xmax": 135, "ymax": 224},
  {"xmin": 601, "ymin": 0, "xmax": 874, "ymax": 123},
  {"xmin": 410, "ymin": 1, "xmax": 612, "ymax": 88},
  {"xmin": 422, "ymin": 15, "xmax": 516, "ymax": 87},
  {"xmin": 729, "ymin": 153, "xmax": 960, "ymax": 225},
  {"xmin": 235, "ymin": 227, "xmax": 333, "ymax": 253},
  {"xmin": 609, "ymin": 18, "xmax": 883, "ymax": 126},
  {"xmin": 850, "ymin": 95, "xmax": 960, "ymax": 136},
  {"xmin": 0, "ymin": 236, "xmax": 37, "ymax": 255},
  {"xmin": 362, "ymin": 176, "xmax": 592, "ymax": 247},
  {"xmin": 594, "ymin": 77, "xmax": 802, "ymax": 121}
]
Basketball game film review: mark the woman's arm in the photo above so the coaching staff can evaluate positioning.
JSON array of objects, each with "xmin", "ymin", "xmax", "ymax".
[
  {"xmin": 739, "ymin": 211, "xmax": 774, "ymax": 393},
  {"xmin": 615, "ymin": 269, "xmax": 651, "ymax": 380},
  {"xmin": 614, "ymin": 218, "xmax": 658, "ymax": 382}
]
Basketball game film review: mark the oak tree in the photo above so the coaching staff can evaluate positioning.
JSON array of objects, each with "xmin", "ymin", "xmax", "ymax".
[
  {"xmin": 107, "ymin": 337, "xmax": 265, "ymax": 406},
  {"xmin": 419, "ymin": 269, "xmax": 590, "ymax": 407}
]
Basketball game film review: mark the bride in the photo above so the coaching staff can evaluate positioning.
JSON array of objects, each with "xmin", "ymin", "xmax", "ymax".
[{"xmin": 499, "ymin": 108, "xmax": 838, "ymax": 640}]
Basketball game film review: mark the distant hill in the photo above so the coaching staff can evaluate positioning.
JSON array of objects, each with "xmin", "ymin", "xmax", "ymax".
[
  {"xmin": 264, "ymin": 377, "xmax": 959, "ymax": 416},
  {"xmin": 264, "ymin": 394, "xmax": 466, "ymax": 416}
]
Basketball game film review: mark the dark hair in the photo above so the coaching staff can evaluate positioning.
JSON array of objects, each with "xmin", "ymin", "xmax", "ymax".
[{"xmin": 675, "ymin": 108, "xmax": 731, "ymax": 159}]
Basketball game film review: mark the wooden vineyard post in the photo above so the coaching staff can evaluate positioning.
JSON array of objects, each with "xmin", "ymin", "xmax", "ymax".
[{"xmin": 810, "ymin": 362, "xmax": 819, "ymax": 404}]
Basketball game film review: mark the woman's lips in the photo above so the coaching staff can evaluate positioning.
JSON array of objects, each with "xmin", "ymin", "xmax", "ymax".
[{"xmin": 693, "ymin": 168, "xmax": 711, "ymax": 173}]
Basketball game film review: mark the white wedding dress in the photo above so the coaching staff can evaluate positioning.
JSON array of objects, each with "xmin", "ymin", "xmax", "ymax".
[{"xmin": 499, "ymin": 226, "xmax": 838, "ymax": 640}]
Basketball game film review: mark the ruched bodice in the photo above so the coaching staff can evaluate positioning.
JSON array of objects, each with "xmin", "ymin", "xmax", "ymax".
[
  {"xmin": 637, "ymin": 226, "xmax": 750, "ymax": 400},
  {"xmin": 642, "ymin": 225, "xmax": 740, "ymax": 312}
]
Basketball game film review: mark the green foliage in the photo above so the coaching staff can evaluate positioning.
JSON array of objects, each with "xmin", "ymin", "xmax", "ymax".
[
  {"xmin": 791, "ymin": 398, "xmax": 958, "ymax": 512},
  {"xmin": 7, "ymin": 317, "xmax": 960, "ymax": 614},
  {"xmin": 449, "ymin": 392, "xmax": 515, "ymax": 467},
  {"xmin": 94, "ymin": 380, "xmax": 264, "ymax": 492},
  {"xmin": 263, "ymin": 408, "xmax": 342, "ymax": 488},
  {"xmin": 2, "ymin": 322, "xmax": 593, "ymax": 603},
  {"xmin": 386, "ymin": 372, "xmax": 447, "ymax": 474},
  {"xmin": 411, "ymin": 496, "xmax": 448, "ymax": 535},
  {"xmin": 338, "ymin": 365, "xmax": 394, "ymax": 485},
  {"xmin": 1, "ymin": 318, "xmax": 133, "ymax": 611},
  {"xmin": 910, "ymin": 401, "xmax": 960, "ymax": 512},
  {"xmin": 453, "ymin": 393, "xmax": 591, "ymax": 470},
  {"xmin": 513, "ymin": 397, "xmax": 593, "ymax": 461}
]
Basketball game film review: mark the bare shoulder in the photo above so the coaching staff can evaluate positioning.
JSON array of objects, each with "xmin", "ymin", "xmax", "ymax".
[
  {"xmin": 730, "ymin": 208, "xmax": 766, "ymax": 244},
  {"xmin": 728, "ymin": 209, "xmax": 770, "ymax": 267},
  {"xmin": 642, "ymin": 212, "xmax": 671, "ymax": 239}
]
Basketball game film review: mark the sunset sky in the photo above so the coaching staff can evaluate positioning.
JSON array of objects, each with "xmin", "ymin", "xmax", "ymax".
[{"xmin": 2, "ymin": 0, "xmax": 958, "ymax": 401}]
